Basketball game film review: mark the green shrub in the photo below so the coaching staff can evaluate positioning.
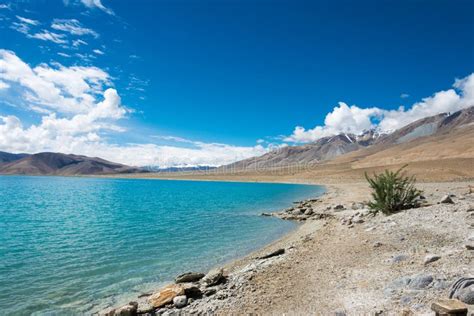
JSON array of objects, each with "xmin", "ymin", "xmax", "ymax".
[{"xmin": 365, "ymin": 166, "xmax": 422, "ymax": 215}]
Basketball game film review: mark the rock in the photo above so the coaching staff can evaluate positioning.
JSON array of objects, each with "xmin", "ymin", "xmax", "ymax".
[
  {"xmin": 201, "ymin": 268, "xmax": 225, "ymax": 287},
  {"xmin": 449, "ymin": 277, "xmax": 474, "ymax": 304},
  {"xmin": 391, "ymin": 254, "xmax": 409, "ymax": 263},
  {"xmin": 260, "ymin": 212, "xmax": 272, "ymax": 217},
  {"xmin": 173, "ymin": 295, "xmax": 187, "ymax": 308},
  {"xmin": 304, "ymin": 208, "xmax": 314, "ymax": 215},
  {"xmin": 257, "ymin": 248, "xmax": 285, "ymax": 260},
  {"xmin": 351, "ymin": 202, "xmax": 365, "ymax": 210},
  {"xmin": 457, "ymin": 286, "xmax": 474, "ymax": 304},
  {"xmin": 175, "ymin": 272, "xmax": 205, "ymax": 283},
  {"xmin": 334, "ymin": 204, "xmax": 345, "ymax": 210},
  {"xmin": 182, "ymin": 283, "xmax": 202, "ymax": 298},
  {"xmin": 114, "ymin": 302, "xmax": 138, "ymax": 316},
  {"xmin": 352, "ymin": 216, "xmax": 364, "ymax": 224},
  {"xmin": 365, "ymin": 226, "xmax": 376, "ymax": 232},
  {"xmin": 373, "ymin": 242, "xmax": 382, "ymax": 248},
  {"xmin": 136, "ymin": 302, "xmax": 154, "ymax": 314},
  {"xmin": 202, "ymin": 287, "xmax": 217, "ymax": 296},
  {"xmin": 440, "ymin": 195, "xmax": 455, "ymax": 204},
  {"xmin": 423, "ymin": 254, "xmax": 441, "ymax": 265},
  {"xmin": 292, "ymin": 209, "xmax": 303, "ymax": 215},
  {"xmin": 334, "ymin": 309, "xmax": 347, "ymax": 316},
  {"xmin": 409, "ymin": 274, "xmax": 433, "ymax": 289},
  {"xmin": 465, "ymin": 243, "xmax": 474, "ymax": 250},
  {"xmin": 148, "ymin": 284, "xmax": 185, "ymax": 308}
]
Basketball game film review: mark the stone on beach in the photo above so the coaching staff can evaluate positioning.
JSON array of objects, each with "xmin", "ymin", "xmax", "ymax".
[
  {"xmin": 423, "ymin": 254, "xmax": 441, "ymax": 265},
  {"xmin": 201, "ymin": 268, "xmax": 226, "ymax": 287},
  {"xmin": 257, "ymin": 248, "xmax": 285, "ymax": 260},
  {"xmin": 175, "ymin": 272, "xmax": 205, "ymax": 283},
  {"xmin": 148, "ymin": 284, "xmax": 185, "ymax": 308},
  {"xmin": 409, "ymin": 274, "xmax": 433, "ymax": 289},
  {"xmin": 449, "ymin": 277, "xmax": 474, "ymax": 304},
  {"xmin": 113, "ymin": 302, "xmax": 138, "ymax": 316},
  {"xmin": 440, "ymin": 195, "xmax": 455, "ymax": 204},
  {"xmin": 173, "ymin": 295, "xmax": 187, "ymax": 308}
]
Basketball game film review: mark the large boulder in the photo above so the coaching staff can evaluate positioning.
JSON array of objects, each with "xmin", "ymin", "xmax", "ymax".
[
  {"xmin": 175, "ymin": 272, "xmax": 205, "ymax": 283},
  {"xmin": 148, "ymin": 284, "xmax": 185, "ymax": 308},
  {"xmin": 449, "ymin": 277, "xmax": 474, "ymax": 304}
]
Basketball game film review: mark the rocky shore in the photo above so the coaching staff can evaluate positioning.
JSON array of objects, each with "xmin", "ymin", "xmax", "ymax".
[{"xmin": 101, "ymin": 181, "xmax": 474, "ymax": 315}]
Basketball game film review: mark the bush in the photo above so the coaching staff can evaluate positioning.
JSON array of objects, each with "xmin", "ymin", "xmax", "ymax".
[{"xmin": 365, "ymin": 166, "xmax": 422, "ymax": 215}]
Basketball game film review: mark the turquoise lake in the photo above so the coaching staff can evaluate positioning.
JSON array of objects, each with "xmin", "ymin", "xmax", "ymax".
[{"xmin": 0, "ymin": 176, "xmax": 324, "ymax": 315}]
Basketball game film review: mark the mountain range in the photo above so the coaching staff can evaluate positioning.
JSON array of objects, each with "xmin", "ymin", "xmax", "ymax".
[
  {"xmin": 0, "ymin": 152, "xmax": 145, "ymax": 176},
  {"xmin": 0, "ymin": 106, "xmax": 473, "ymax": 176},
  {"xmin": 224, "ymin": 106, "xmax": 474, "ymax": 171}
]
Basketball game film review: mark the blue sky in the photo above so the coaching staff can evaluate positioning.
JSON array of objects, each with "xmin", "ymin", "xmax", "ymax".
[{"xmin": 0, "ymin": 0, "xmax": 473, "ymax": 166}]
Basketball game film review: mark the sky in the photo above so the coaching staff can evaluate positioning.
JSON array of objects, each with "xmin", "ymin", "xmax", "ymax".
[{"xmin": 0, "ymin": 0, "xmax": 473, "ymax": 167}]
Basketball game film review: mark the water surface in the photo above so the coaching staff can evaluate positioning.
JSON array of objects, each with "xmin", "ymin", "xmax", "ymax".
[{"xmin": 0, "ymin": 176, "xmax": 324, "ymax": 315}]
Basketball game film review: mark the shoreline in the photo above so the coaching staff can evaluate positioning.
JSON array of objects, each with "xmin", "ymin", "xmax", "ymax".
[
  {"xmin": 103, "ymin": 179, "xmax": 474, "ymax": 315},
  {"xmin": 102, "ymin": 181, "xmax": 369, "ymax": 315}
]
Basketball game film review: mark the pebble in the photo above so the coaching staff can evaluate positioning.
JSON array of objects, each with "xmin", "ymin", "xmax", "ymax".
[
  {"xmin": 173, "ymin": 295, "xmax": 187, "ymax": 308},
  {"xmin": 440, "ymin": 195, "xmax": 455, "ymax": 204},
  {"xmin": 423, "ymin": 254, "xmax": 441, "ymax": 265},
  {"xmin": 409, "ymin": 274, "xmax": 433, "ymax": 289}
]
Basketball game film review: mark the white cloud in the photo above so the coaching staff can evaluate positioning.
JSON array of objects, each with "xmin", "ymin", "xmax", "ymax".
[
  {"xmin": 93, "ymin": 49, "xmax": 104, "ymax": 55},
  {"xmin": 73, "ymin": 39, "xmax": 88, "ymax": 47},
  {"xmin": 28, "ymin": 30, "xmax": 68, "ymax": 44},
  {"xmin": 57, "ymin": 52, "xmax": 71, "ymax": 58},
  {"xmin": 0, "ymin": 50, "xmax": 266, "ymax": 167},
  {"xmin": 400, "ymin": 93, "xmax": 410, "ymax": 99},
  {"xmin": 0, "ymin": 3, "xmax": 10, "ymax": 9},
  {"xmin": 51, "ymin": 19, "xmax": 98, "ymax": 37},
  {"xmin": 0, "ymin": 49, "xmax": 110, "ymax": 114},
  {"xmin": 80, "ymin": 0, "xmax": 114, "ymax": 15},
  {"xmin": 11, "ymin": 22, "xmax": 32, "ymax": 34},
  {"xmin": 16, "ymin": 15, "xmax": 39, "ymax": 26},
  {"xmin": 285, "ymin": 73, "xmax": 474, "ymax": 143}
]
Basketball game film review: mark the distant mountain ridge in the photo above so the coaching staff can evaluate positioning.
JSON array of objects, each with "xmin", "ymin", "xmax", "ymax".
[
  {"xmin": 0, "ymin": 151, "xmax": 29, "ymax": 163},
  {"xmin": 224, "ymin": 129, "xmax": 384, "ymax": 170},
  {"xmin": 224, "ymin": 106, "xmax": 474, "ymax": 170},
  {"xmin": 0, "ymin": 152, "xmax": 145, "ymax": 176}
]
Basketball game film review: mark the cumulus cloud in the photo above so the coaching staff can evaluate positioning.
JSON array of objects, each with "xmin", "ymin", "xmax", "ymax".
[
  {"xmin": 0, "ymin": 49, "xmax": 110, "ymax": 113},
  {"xmin": 80, "ymin": 0, "xmax": 114, "ymax": 15},
  {"xmin": 92, "ymin": 49, "xmax": 104, "ymax": 55},
  {"xmin": 51, "ymin": 19, "xmax": 98, "ymax": 37},
  {"xmin": 285, "ymin": 73, "xmax": 474, "ymax": 143},
  {"xmin": 0, "ymin": 50, "xmax": 266, "ymax": 167}
]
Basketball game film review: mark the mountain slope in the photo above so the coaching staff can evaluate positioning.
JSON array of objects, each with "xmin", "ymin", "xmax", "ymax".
[
  {"xmin": 0, "ymin": 151, "xmax": 29, "ymax": 163},
  {"xmin": 225, "ymin": 130, "xmax": 382, "ymax": 170},
  {"xmin": 225, "ymin": 106, "xmax": 474, "ymax": 171},
  {"xmin": 0, "ymin": 152, "xmax": 145, "ymax": 175}
]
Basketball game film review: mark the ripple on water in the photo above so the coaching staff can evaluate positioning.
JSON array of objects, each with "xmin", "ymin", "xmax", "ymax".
[{"xmin": 0, "ymin": 176, "xmax": 324, "ymax": 314}]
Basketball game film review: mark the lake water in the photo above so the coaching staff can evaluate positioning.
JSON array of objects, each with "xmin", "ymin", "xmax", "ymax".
[{"xmin": 0, "ymin": 176, "xmax": 324, "ymax": 315}]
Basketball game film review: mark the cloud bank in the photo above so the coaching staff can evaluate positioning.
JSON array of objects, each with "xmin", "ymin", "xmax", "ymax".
[
  {"xmin": 0, "ymin": 50, "xmax": 266, "ymax": 167},
  {"xmin": 285, "ymin": 73, "xmax": 474, "ymax": 143}
]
